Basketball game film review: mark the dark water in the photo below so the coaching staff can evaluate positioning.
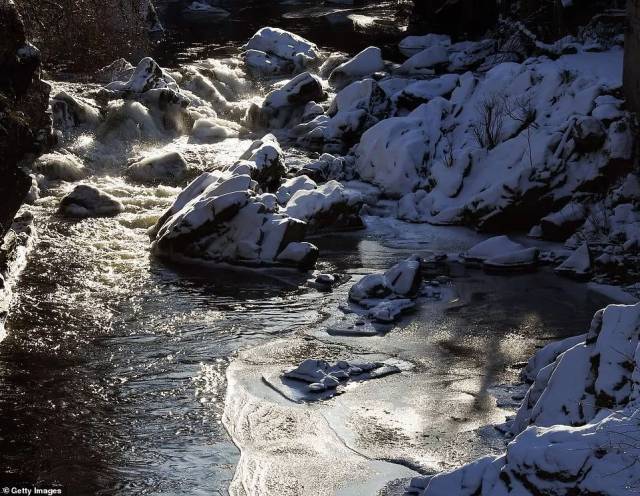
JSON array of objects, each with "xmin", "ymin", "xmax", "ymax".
[{"xmin": 153, "ymin": 0, "xmax": 409, "ymax": 67}]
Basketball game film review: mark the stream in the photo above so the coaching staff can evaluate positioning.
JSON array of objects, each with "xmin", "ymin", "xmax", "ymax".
[{"xmin": 0, "ymin": 5, "xmax": 618, "ymax": 496}]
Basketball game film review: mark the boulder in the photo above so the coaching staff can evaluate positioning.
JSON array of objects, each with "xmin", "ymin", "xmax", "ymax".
[
  {"xmin": 242, "ymin": 27, "xmax": 321, "ymax": 76},
  {"xmin": 126, "ymin": 151, "xmax": 188, "ymax": 185},
  {"xmin": 554, "ymin": 242, "xmax": 592, "ymax": 280},
  {"xmin": 328, "ymin": 47, "xmax": 385, "ymax": 89},
  {"xmin": 233, "ymin": 134, "xmax": 286, "ymax": 192},
  {"xmin": 59, "ymin": 184, "xmax": 123, "ymax": 218},
  {"xmin": 33, "ymin": 152, "xmax": 87, "ymax": 181}
]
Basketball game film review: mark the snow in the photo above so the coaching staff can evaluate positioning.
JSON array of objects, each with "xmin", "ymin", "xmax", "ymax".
[
  {"xmin": 397, "ymin": 45, "xmax": 449, "ymax": 75},
  {"xmin": 59, "ymin": 184, "xmax": 124, "ymax": 218},
  {"xmin": 483, "ymin": 247, "xmax": 539, "ymax": 270},
  {"xmin": 105, "ymin": 57, "xmax": 180, "ymax": 94},
  {"xmin": 276, "ymin": 175, "xmax": 317, "ymax": 205}
]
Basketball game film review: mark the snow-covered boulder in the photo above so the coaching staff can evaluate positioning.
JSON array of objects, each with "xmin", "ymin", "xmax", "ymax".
[
  {"xmin": 33, "ymin": 152, "xmax": 87, "ymax": 181},
  {"xmin": 246, "ymin": 72, "xmax": 325, "ymax": 128},
  {"xmin": 180, "ymin": 2, "xmax": 230, "ymax": 24},
  {"xmin": 232, "ymin": 134, "xmax": 286, "ymax": 192},
  {"xmin": 283, "ymin": 180, "xmax": 364, "ymax": 232},
  {"xmin": 392, "ymin": 74, "xmax": 459, "ymax": 112},
  {"xmin": 328, "ymin": 46, "xmax": 385, "ymax": 89},
  {"xmin": 126, "ymin": 151, "xmax": 188, "ymax": 185},
  {"xmin": 399, "ymin": 33, "xmax": 451, "ymax": 58},
  {"xmin": 397, "ymin": 45, "xmax": 449, "ymax": 75},
  {"xmin": 460, "ymin": 236, "xmax": 524, "ymax": 264},
  {"xmin": 150, "ymin": 172, "xmax": 318, "ymax": 270},
  {"xmin": 483, "ymin": 247, "xmax": 539, "ymax": 272},
  {"xmin": 105, "ymin": 57, "xmax": 179, "ymax": 95},
  {"xmin": 276, "ymin": 175, "xmax": 317, "ymax": 205},
  {"xmin": 242, "ymin": 27, "xmax": 321, "ymax": 76},
  {"xmin": 349, "ymin": 256, "xmax": 422, "ymax": 304},
  {"xmin": 59, "ymin": 184, "xmax": 123, "ymax": 218},
  {"xmin": 554, "ymin": 242, "xmax": 592, "ymax": 279}
]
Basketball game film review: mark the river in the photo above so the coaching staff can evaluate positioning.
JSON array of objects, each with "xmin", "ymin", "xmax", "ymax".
[{"xmin": 0, "ymin": 5, "xmax": 617, "ymax": 495}]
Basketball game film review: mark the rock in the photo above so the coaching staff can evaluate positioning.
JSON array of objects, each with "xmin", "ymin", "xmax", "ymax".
[
  {"xmin": 247, "ymin": 72, "xmax": 324, "ymax": 129},
  {"xmin": 242, "ymin": 27, "xmax": 321, "ymax": 76},
  {"xmin": 126, "ymin": 151, "xmax": 188, "ymax": 185},
  {"xmin": 59, "ymin": 184, "xmax": 123, "ymax": 218},
  {"xmin": 399, "ymin": 33, "xmax": 451, "ymax": 58},
  {"xmin": 94, "ymin": 58, "xmax": 135, "ymax": 84},
  {"xmin": 180, "ymin": 2, "xmax": 230, "ymax": 25},
  {"xmin": 572, "ymin": 116, "xmax": 606, "ymax": 153},
  {"xmin": 328, "ymin": 47, "xmax": 385, "ymax": 89},
  {"xmin": 368, "ymin": 298, "xmax": 415, "ymax": 323},
  {"xmin": 150, "ymin": 171, "xmax": 318, "ymax": 270},
  {"xmin": 460, "ymin": 236, "xmax": 525, "ymax": 264},
  {"xmin": 51, "ymin": 91, "xmax": 101, "ymax": 132},
  {"xmin": 33, "ymin": 152, "xmax": 87, "ymax": 181},
  {"xmin": 554, "ymin": 242, "xmax": 592, "ymax": 280},
  {"xmin": 283, "ymin": 180, "xmax": 364, "ymax": 232},
  {"xmin": 0, "ymin": 0, "xmax": 52, "ymax": 236},
  {"xmin": 349, "ymin": 255, "xmax": 422, "ymax": 306},
  {"xmin": 234, "ymin": 134, "xmax": 286, "ymax": 192},
  {"xmin": 483, "ymin": 247, "xmax": 539, "ymax": 272},
  {"xmin": 105, "ymin": 57, "xmax": 179, "ymax": 94},
  {"xmin": 397, "ymin": 45, "xmax": 450, "ymax": 75},
  {"xmin": 540, "ymin": 202, "xmax": 587, "ymax": 241},
  {"xmin": 276, "ymin": 175, "xmax": 317, "ymax": 205}
]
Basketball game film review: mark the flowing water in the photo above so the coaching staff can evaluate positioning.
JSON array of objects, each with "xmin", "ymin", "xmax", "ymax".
[{"xmin": 0, "ymin": 6, "xmax": 618, "ymax": 495}]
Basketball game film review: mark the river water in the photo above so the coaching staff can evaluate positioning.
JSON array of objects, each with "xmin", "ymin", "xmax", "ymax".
[{"xmin": 0, "ymin": 6, "xmax": 616, "ymax": 496}]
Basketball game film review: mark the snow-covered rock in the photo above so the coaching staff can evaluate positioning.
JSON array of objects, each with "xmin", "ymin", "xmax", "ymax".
[
  {"xmin": 540, "ymin": 202, "xmax": 587, "ymax": 241},
  {"xmin": 59, "ymin": 184, "xmax": 123, "ymax": 218},
  {"xmin": 351, "ymin": 51, "xmax": 633, "ymax": 230},
  {"xmin": 33, "ymin": 152, "xmax": 87, "ymax": 181},
  {"xmin": 180, "ymin": 2, "xmax": 230, "ymax": 24},
  {"xmin": 397, "ymin": 45, "xmax": 450, "ymax": 75},
  {"xmin": 283, "ymin": 180, "xmax": 364, "ymax": 232},
  {"xmin": 399, "ymin": 33, "xmax": 451, "ymax": 58},
  {"xmin": 126, "ymin": 151, "xmax": 188, "ymax": 185},
  {"xmin": 283, "ymin": 358, "xmax": 401, "ymax": 393},
  {"xmin": 276, "ymin": 175, "xmax": 317, "ymax": 205},
  {"xmin": 328, "ymin": 46, "xmax": 385, "ymax": 89},
  {"xmin": 242, "ymin": 27, "xmax": 321, "ymax": 76},
  {"xmin": 232, "ymin": 134, "xmax": 286, "ymax": 192},
  {"xmin": 150, "ymin": 171, "xmax": 318, "ymax": 270},
  {"xmin": 349, "ymin": 255, "xmax": 422, "ymax": 304},
  {"xmin": 296, "ymin": 78, "xmax": 390, "ymax": 152},
  {"xmin": 554, "ymin": 242, "xmax": 592, "ymax": 279},
  {"xmin": 105, "ymin": 57, "xmax": 179, "ymax": 95},
  {"xmin": 460, "ymin": 236, "xmax": 524, "ymax": 264},
  {"xmin": 247, "ymin": 72, "xmax": 324, "ymax": 128},
  {"xmin": 51, "ymin": 91, "xmax": 101, "ymax": 132},
  {"xmin": 483, "ymin": 247, "xmax": 539, "ymax": 271}
]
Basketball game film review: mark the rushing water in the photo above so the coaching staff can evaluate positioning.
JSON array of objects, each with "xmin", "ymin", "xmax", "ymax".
[{"xmin": 0, "ymin": 6, "xmax": 618, "ymax": 495}]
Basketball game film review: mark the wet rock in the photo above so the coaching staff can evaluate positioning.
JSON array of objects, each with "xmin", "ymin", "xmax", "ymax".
[
  {"xmin": 126, "ymin": 151, "xmax": 188, "ymax": 185},
  {"xmin": 0, "ymin": 0, "xmax": 52, "ymax": 236},
  {"xmin": 51, "ymin": 91, "xmax": 102, "ymax": 132},
  {"xmin": 32, "ymin": 152, "xmax": 87, "ymax": 182},
  {"xmin": 59, "ymin": 184, "xmax": 123, "ymax": 218}
]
